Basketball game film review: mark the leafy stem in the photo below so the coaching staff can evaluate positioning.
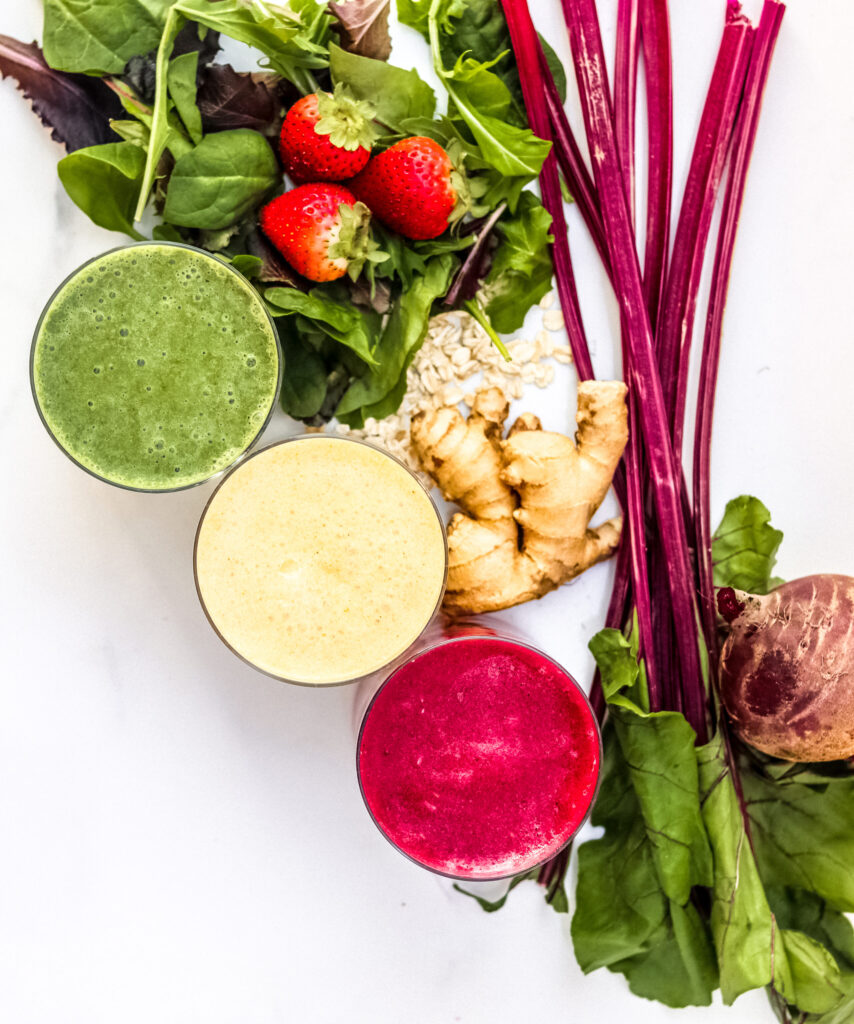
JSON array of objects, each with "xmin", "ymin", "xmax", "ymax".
[
  {"xmin": 463, "ymin": 297, "xmax": 510, "ymax": 361},
  {"xmin": 134, "ymin": 6, "xmax": 184, "ymax": 222}
]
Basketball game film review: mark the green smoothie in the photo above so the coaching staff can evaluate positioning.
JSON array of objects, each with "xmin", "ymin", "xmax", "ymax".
[{"xmin": 31, "ymin": 243, "xmax": 280, "ymax": 491}]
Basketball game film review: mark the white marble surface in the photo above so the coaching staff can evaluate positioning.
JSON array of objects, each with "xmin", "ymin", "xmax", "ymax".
[{"xmin": 2, "ymin": 1, "xmax": 853, "ymax": 1021}]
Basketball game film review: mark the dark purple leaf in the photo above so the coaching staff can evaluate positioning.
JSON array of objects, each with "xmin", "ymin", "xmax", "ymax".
[
  {"xmin": 123, "ymin": 24, "xmax": 220, "ymax": 106},
  {"xmin": 328, "ymin": 0, "xmax": 391, "ymax": 61},
  {"xmin": 444, "ymin": 203, "xmax": 506, "ymax": 306},
  {"xmin": 245, "ymin": 227, "xmax": 307, "ymax": 288},
  {"xmin": 349, "ymin": 275, "xmax": 392, "ymax": 314},
  {"xmin": 173, "ymin": 23, "xmax": 221, "ymax": 66},
  {"xmin": 0, "ymin": 34, "xmax": 122, "ymax": 152},
  {"xmin": 197, "ymin": 65, "xmax": 292, "ymax": 135}
]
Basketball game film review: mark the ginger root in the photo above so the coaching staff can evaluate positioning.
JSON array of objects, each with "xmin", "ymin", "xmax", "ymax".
[{"xmin": 411, "ymin": 382, "xmax": 628, "ymax": 615}]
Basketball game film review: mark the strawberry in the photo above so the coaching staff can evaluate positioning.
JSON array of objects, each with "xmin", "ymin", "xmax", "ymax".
[
  {"xmin": 279, "ymin": 85, "xmax": 377, "ymax": 184},
  {"xmin": 259, "ymin": 184, "xmax": 386, "ymax": 284},
  {"xmin": 348, "ymin": 137, "xmax": 465, "ymax": 241}
]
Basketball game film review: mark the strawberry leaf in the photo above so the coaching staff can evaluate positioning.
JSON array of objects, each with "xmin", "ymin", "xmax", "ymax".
[
  {"xmin": 0, "ymin": 35, "xmax": 123, "ymax": 152},
  {"xmin": 329, "ymin": 0, "xmax": 391, "ymax": 61},
  {"xmin": 314, "ymin": 84, "xmax": 377, "ymax": 151}
]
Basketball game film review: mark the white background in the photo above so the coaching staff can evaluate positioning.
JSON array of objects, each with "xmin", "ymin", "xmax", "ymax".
[{"xmin": 2, "ymin": 1, "xmax": 853, "ymax": 1021}]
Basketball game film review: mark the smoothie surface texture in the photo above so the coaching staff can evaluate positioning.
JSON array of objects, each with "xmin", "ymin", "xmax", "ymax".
[
  {"xmin": 194, "ymin": 437, "xmax": 447, "ymax": 684},
  {"xmin": 32, "ymin": 244, "xmax": 279, "ymax": 490},
  {"xmin": 358, "ymin": 637, "xmax": 601, "ymax": 878}
]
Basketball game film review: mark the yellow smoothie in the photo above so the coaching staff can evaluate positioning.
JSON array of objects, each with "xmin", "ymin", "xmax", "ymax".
[{"xmin": 194, "ymin": 437, "xmax": 447, "ymax": 684}]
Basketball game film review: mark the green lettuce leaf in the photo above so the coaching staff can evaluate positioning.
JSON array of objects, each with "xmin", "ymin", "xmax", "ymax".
[
  {"xmin": 482, "ymin": 191, "xmax": 552, "ymax": 333},
  {"xmin": 712, "ymin": 495, "xmax": 784, "ymax": 594},
  {"xmin": 57, "ymin": 141, "xmax": 146, "ymax": 237},
  {"xmin": 328, "ymin": 43, "xmax": 436, "ymax": 130},
  {"xmin": 173, "ymin": 0, "xmax": 330, "ymax": 90},
  {"xmin": 43, "ymin": 0, "xmax": 167, "ymax": 75},
  {"xmin": 336, "ymin": 254, "xmax": 455, "ymax": 426},
  {"xmin": 167, "ymin": 49, "xmax": 203, "ymax": 144},
  {"xmin": 278, "ymin": 331, "xmax": 328, "ymax": 420}
]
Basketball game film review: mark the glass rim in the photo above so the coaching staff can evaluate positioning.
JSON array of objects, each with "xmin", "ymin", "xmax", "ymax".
[
  {"xmin": 355, "ymin": 632, "xmax": 604, "ymax": 883},
  {"xmin": 29, "ymin": 240, "xmax": 283, "ymax": 495},
  {"xmin": 193, "ymin": 433, "xmax": 449, "ymax": 688}
]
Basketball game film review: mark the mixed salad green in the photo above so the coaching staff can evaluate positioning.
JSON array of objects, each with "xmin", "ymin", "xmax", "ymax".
[{"xmin": 0, "ymin": 0, "xmax": 560, "ymax": 425}]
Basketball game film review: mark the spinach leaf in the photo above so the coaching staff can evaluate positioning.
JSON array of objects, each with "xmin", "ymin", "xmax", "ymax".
[
  {"xmin": 329, "ymin": 44, "xmax": 435, "ymax": 129},
  {"xmin": 435, "ymin": 0, "xmax": 525, "ymax": 123},
  {"xmin": 152, "ymin": 223, "xmax": 184, "ymax": 242},
  {"xmin": 279, "ymin": 331, "xmax": 328, "ymax": 420},
  {"xmin": 336, "ymin": 254, "xmax": 455, "ymax": 425},
  {"xmin": 0, "ymin": 34, "xmax": 123, "ymax": 152},
  {"xmin": 265, "ymin": 288, "xmax": 379, "ymax": 367},
  {"xmin": 482, "ymin": 191, "xmax": 552, "ymax": 333},
  {"xmin": 42, "ymin": 0, "xmax": 166, "ymax": 75},
  {"xmin": 110, "ymin": 118, "xmax": 151, "ymax": 148},
  {"xmin": 228, "ymin": 254, "xmax": 264, "ymax": 279},
  {"xmin": 167, "ymin": 50, "xmax": 203, "ymax": 144},
  {"xmin": 540, "ymin": 35, "xmax": 567, "ymax": 104},
  {"xmin": 57, "ymin": 141, "xmax": 146, "ymax": 238},
  {"xmin": 712, "ymin": 495, "xmax": 784, "ymax": 594},
  {"xmin": 399, "ymin": 0, "xmax": 565, "ymax": 116},
  {"xmin": 163, "ymin": 129, "xmax": 279, "ymax": 230},
  {"xmin": 397, "ymin": 0, "xmax": 459, "ymax": 37},
  {"xmin": 329, "ymin": 0, "xmax": 391, "ymax": 61}
]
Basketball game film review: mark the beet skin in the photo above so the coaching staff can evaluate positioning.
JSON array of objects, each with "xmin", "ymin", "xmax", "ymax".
[{"xmin": 719, "ymin": 574, "xmax": 854, "ymax": 762}]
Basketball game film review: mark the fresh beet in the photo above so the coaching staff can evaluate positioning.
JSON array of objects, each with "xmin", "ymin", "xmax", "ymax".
[{"xmin": 718, "ymin": 575, "xmax": 854, "ymax": 762}]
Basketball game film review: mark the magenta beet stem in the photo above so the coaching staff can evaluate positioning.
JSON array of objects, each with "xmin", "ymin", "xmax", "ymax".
[
  {"xmin": 657, "ymin": 2, "xmax": 754, "ymax": 453},
  {"xmin": 694, "ymin": 1, "xmax": 786, "ymax": 652},
  {"xmin": 560, "ymin": 0, "xmax": 707, "ymax": 739},
  {"xmin": 638, "ymin": 0, "xmax": 673, "ymax": 327},
  {"xmin": 614, "ymin": 0, "xmax": 640, "ymax": 226}
]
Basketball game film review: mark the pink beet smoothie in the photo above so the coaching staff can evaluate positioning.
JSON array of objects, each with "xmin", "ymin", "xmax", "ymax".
[{"xmin": 357, "ymin": 636, "xmax": 601, "ymax": 879}]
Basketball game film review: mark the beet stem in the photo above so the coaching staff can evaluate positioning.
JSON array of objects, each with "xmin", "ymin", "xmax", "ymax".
[
  {"xmin": 656, "ymin": 2, "xmax": 754, "ymax": 452},
  {"xmin": 694, "ymin": 1, "xmax": 786, "ymax": 651},
  {"xmin": 559, "ymin": 0, "xmax": 707, "ymax": 739},
  {"xmin": 614, "ymin": 0, "xmax": 640, "ymax": 227},
  {"xmin": 499, "ymin": 0, "xmax": 596, "ymax": 383},
  {"xmin": 638, "ymin": 0, "xmax": 673, "ymax": 327}
]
